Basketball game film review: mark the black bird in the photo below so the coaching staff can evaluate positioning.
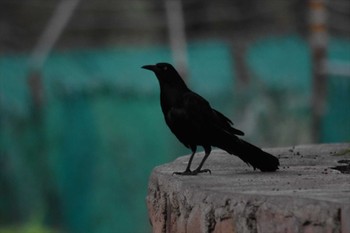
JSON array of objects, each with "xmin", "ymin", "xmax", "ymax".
[{"xmin": 142, "ymin": 62, "xmax": 279, "ymax": 175}]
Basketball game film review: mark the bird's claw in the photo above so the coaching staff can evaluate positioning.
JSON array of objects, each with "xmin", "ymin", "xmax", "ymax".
[
  {"xmin": 173, "ymin": 168, "xmax": 211, "ymax": 176},
  {"xmin": 194, "ymin": 168, "xmax": 211, "ymax": 175},
  {"xmin": 172, "ymin": 170, "xmax": 193, "ymax": 176}
]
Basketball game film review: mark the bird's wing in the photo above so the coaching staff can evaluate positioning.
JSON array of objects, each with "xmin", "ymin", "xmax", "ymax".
[
  {"xmin": 182, "ymin": 92, "xmax": 244, "ymax": 136},
  {"xmin": 182, "ymin": 92, "xmax": 216, "ymax": 127},
  {"xmin": 165, "ymin": 92, "xmax": 211, "ymax": 134},
  {"xmin": 212, "ymin": 109, "xmax": 244, "ymax": 136},
  {"xmin": 212, "ymin": 109, "xmax": 233, "ymax": 125},
  {"xmin": 163, "ymin": 91, "xmax": 213, "ymax": 147}
]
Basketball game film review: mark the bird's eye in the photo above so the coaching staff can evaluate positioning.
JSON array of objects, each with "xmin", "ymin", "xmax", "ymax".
[{"xmin": 163, "ymin": 66, "xmax": 168, "ymax": 71}]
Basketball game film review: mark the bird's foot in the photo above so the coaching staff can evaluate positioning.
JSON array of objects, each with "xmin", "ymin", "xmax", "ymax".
[
  {"xmin": 193, "ymin": 168, "xmax": 211, "ymax": 175},
  {"xmin": 173, "ymin": 169, "xmax": 194, "ymax": 176},
  {"xmin": 173, "ymin": 168, "xmax": 211, "ymax": 176}
]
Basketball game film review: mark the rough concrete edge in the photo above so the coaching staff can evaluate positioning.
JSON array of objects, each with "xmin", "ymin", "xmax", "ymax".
[
  {"xmin": 147, "ymin": 170, "xmax": 347, "ymax": 233},
  {"xmin": 146, "ymin": 143, "xmax": 350, "ymax": 233}
]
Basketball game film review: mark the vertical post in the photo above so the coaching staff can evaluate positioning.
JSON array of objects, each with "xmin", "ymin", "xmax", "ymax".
[
  {"xmin": 28, "ymin": 0, "xmax": 81, "ymax": 109},
  {"xmin": 30, "ymin": 0, "xmax": 81, "ymax": 70},
  {"xmin": 28, "ymin": 71, "xmax": 45, "ymax": 111},
  {"xmin": 309, "ymin": 0, "xmax": 328, "ymax": 142},
  {"xmin": 26, "ymin": 0, "xmax": 81, "ymax": 226},
  {"xmin": 164, "ymin": 0, "xmax": 188, "ymax": 80}
]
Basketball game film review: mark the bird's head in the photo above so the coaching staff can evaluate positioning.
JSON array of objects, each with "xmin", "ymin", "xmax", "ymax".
[
  {"xmin": 142, "ymin": 62, "xmax": 175, "ymax": 75},
  {"xmin": 142, "ymin": 62, "xmax": 187, "ymax": 88}
]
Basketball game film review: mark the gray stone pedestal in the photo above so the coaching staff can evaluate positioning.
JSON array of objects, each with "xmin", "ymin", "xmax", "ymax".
[{"xmin": 147, "ymin": 143, "xmax": 350, "ymax": 233}]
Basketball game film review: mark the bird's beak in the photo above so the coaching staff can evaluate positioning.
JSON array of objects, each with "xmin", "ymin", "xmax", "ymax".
[{"xmin": 141, "ymin": 65, "xmax": 156, "ymax": 71}]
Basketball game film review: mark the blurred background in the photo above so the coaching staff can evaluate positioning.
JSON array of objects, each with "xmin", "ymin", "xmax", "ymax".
[{"xmin": 0, "ymin": 0, "xmax": 349, "ymax": 232}]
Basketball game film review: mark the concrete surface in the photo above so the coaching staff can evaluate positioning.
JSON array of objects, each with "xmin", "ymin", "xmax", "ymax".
[{"xmin": 146, "ymin": 143, "xmax": 350, "ymax": 233}]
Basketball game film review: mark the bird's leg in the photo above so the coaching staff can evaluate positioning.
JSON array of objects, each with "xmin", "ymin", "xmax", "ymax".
[
  {"xmin": 173, "ymin": 146, "xmax": 197, "ymax": 175},
  {"xmin": 192, "ymin": 146, "xmax": 212, "ymax": 175}
]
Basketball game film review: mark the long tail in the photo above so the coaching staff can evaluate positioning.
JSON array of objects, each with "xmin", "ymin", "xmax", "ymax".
[{"xmin": 216, "ymin": 137, "xmax": 280, "ymax": 172}]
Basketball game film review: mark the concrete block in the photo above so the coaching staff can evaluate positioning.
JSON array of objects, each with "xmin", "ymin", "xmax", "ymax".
[{"xmin": 147, "ymin": 143, "xmax": 350, "ymax": 233}]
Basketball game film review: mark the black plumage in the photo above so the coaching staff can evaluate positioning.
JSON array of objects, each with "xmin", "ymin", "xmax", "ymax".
[{"xmin": 142, "ymin": 62, "xmax": 279, "ymax": 175}]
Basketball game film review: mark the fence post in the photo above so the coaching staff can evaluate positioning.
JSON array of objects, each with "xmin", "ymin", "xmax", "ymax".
[
  {"xmin": 309, "ymin": 0, "xmax": 328, "ymax": 142},
  {"xmin": 165, "ymin": 0, "xmax": 188, "ymax": 80}
]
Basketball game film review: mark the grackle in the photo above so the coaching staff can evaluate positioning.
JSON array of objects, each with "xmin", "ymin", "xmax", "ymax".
[{"xmin": 142, "ymin": 63, "xmax": 279, "ymax": 175}]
